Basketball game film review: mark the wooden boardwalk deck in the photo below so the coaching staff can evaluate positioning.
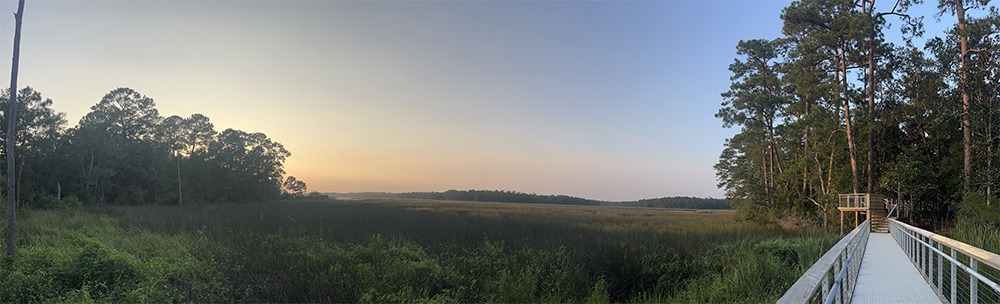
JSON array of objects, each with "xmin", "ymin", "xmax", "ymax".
[{"xmin": 851, "ymin": 233, "xmax": 942, "ymax": 304}]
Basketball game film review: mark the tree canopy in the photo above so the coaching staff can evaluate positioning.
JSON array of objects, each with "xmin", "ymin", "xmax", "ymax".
[
  {"xmin": 1, "ymin": 87, "xmax": 297, "ymax": 206},
  {"xmin": 716, "ymin": 0, "xmax": 999, "ymax": 228}
]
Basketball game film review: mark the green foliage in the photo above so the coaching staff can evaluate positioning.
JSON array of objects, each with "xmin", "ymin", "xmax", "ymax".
[
  {"xmin": 2, "ymin": 200, "xmax": 841, "ymax": 303},
  {"xmin": 664, "ymin": 236, "xmax": 840, "ymax": 303},
  {"xmin": 619, "ymin": 197, "xmax": 730, "ymax": 209},
  {"xmin": 3, "ymin": 86, "xmax": 297, "ymax": 207},
  {"xmin": 586, "ymin": 277, "xmax": 610, "ymax": 304},
  {"xmin": 952, "ymin": 193, "xmax": 1000, "ymax": 254},
  {"xmin": 282, "ymin": 176, "xmax": 308, "ymax": 197},
  {"xmin": 63, "ymin": 195, "xmax": 83, "ymax": 208},
  {"xmin": 958, "ymin": 192, "xmax": 1000, "ymax": 230},
  {"xmin": 34, "ymin": 195, "xmax": 62, "ymax": 209},
  {"xmin": 0, "ymin": 209, "xmax": 229, "ymax": 303},
  {"xmin": 717, "ymin": 0, "xmax": 1000, "ymax": 226}
]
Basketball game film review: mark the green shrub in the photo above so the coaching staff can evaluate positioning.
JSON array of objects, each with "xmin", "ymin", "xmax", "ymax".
[
  {"xmin": 0, "ymin": 209, "xmax": 230, "ymax": 303},
  {"xmin": 60, "ymin": 243, "xmax": 138, "ymax": 300},
  {"xmin": 35, "ymin": 195, "xmax": 63, "ymax": 209},
  {"xmin": 959, "ymin": 192, "xmax": 1000, "ymax": 230},
  {"xmin": 63, "ymin": 195, "xmax": 83, "ymax": 208},
  {"xmin": 586, "ymin": 277, "xmax": 610, "ymax": 304},
  {"xmin": 7, "ymin": 200, "xmax": 840, "ymax": 303}
]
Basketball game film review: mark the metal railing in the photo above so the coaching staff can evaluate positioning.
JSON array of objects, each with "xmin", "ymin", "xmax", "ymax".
[
  {"xmin": 885, "ymin": 198, "xmax": 908, "ymax": 218},
  {"xmin": 839, "ymin": 193, "xmax": 887, "ymax": 209},
  {"xmin": 778, "ymin": 220, "xmax": 871, "ymax": 304},
  {"xmin": 839, "ymin": 194, "xmax": 869, "ymax": 209},
  {"xmin": 889, "ymin": 219, "xmax": 1000, "ymax": 304}
]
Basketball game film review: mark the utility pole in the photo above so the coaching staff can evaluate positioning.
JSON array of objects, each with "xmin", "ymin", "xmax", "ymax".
[{"xmin": 6, "ymin": 0, "xmax": 26, "ymax": 258}]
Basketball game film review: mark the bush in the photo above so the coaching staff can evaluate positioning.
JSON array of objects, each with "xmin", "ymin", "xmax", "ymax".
[
  {"xmin": 951, "ymin": 192, "xmax": 1000, "ymax": 255},
  {"xmin": 63, "ymin": 195, "xmax": 83, "ymax": 208},
  {"xmin": 7, "ymin": 200, "xmax": 841, "ymax": 303},
  {"xmin": 958, "ymin": 192, "xmax": 1000, "ymax": 230},
  {"xmin": 35, "ymin": 195, "xmax": 63, "ymax": 209},
  {"xmin": 0, "ymin": 209, "xmax": 230, "ymax": 303}
]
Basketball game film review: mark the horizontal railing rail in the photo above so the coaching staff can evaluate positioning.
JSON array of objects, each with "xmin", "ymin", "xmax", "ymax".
[
  {"xmin": 889, "ymin": 219, "xmax": 1000, "ymax": 304},
  {"xmin": 778, "ymin": 219, "xmax": 871, "ymax": 304}
]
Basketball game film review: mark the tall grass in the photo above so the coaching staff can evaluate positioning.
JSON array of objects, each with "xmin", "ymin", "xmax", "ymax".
[
  {"xmin": 950, "ymin": 193, "xmax": 1000, "ymax": 254},
  {"xmin": 3, "ymin": 199, "xmax": 842, "ymax": 302}
]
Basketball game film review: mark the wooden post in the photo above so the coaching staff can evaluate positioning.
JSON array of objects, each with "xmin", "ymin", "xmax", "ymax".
[{"xmin": 6, "ymin": 0, "xmax": 26, "ymax": 258}]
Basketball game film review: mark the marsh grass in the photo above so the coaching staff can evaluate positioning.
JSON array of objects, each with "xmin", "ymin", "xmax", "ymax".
[{"xmin": 2, "ymin": 199, "xmax": 841, "ymax": 302}]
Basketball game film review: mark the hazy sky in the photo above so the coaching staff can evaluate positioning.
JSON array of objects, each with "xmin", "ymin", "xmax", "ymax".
[{"xmin": 1, "ymin": 0, "xmax": 953, "ymax": 201}]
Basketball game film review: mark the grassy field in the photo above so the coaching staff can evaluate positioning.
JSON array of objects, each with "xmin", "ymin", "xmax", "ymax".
[{"xmin": 1, "ymin": 199, "xmax": 842, "ymax": 303}]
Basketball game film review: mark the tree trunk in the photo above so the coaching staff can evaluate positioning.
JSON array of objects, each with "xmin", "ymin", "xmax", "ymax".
[
  {"xmin": 841, "ymin": 38, "xmax": 861, "ymax": 194},
  {"xmin": 955, "ymin": 0, "xmax": 972, "ymax": 196},
  {"xmin": 828, "ymin": 141, "xmax": 836, "ymax": 193},
  {"xmin": 16, "ymin": 157, "xmax": 24, "ymax": 206},
  {"xmin": 177, "ymin": 152, "xmax": 182, "ymax": 207},
  {"xmin": 804, "ymin": 100, "xmax": 811, "ymax": 194},
  {"xmin": 6, "ymin": 0, "xmax": 25, "ymax": 258},
  {"xmin": 867, "ymin": 0, "xmax": 877, "ymax": 194}
]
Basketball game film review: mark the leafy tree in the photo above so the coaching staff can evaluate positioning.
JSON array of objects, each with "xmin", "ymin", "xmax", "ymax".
[
  {"xmin": 936, "ymin": 0, "xmax": 996, "ymax": 194},
  {"xmin": 79, "ymin": 88, "xmax": 160, "ymax": 142},
  {"xmin": 716, "ymin": 38, "xmax": 791, "ymax": 219},
  {"xmin": 0, "ymin": 87, "xmax": 67, "ymax": 205},
  {"xmin": 211, "ymin": 128, "xmax": 290, "ymax": 203},
  {"xmin": 283, "ymin": 176, "xmax": 307, "ymax": 197},
  {"xmin": 718, "ymin": 0, "xmax": 997, "ymax": 228}
]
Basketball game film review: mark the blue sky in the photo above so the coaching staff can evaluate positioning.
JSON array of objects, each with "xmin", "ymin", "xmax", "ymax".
[{"xmin": 0, "ymin": 0, "xmax": 959, "ymax": 201}]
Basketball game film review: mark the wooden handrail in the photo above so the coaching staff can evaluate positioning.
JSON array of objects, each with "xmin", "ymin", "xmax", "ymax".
[{"xmin": 888, "ymin": 218, "xmax": 1000, "ymax": 270}]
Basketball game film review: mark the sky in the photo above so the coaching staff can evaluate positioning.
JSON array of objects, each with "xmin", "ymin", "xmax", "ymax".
[{"xmin": 0, "ymin": 0, "xmax": 961, "ymax": 201}]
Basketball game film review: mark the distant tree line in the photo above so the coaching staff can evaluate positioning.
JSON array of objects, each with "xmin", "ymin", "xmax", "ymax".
[
  {"xmin": 614, "ymin": 197, "xmax": 731, "ymax": 210},
  {"xmin": 398, "ymin": 190, "xmax": 602, "ymax": 206},
  {"xmin": 1, "ymin": 87, "xmax": 306, "ymax": 207},
  {"xmin": 325, "ymin": 192, "xmax": 399, "ymax": 199},
  {"xmin": 368, "ymin": 189, "xmax": 731, "ymax": 209},
  {"xmin": 715, "ymin": 0, "xmax": 998, "ymax": 227}
]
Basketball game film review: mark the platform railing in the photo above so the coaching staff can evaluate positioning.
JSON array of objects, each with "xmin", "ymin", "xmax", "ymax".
[
  {"xmin": 839, "ymin": 194, "xmax": 869, "ymax": 209},
  {"xmin": 889, "ymin": 219, "xmax": 1000, "ymax": 304},
  {"xmin": 778, "ymin": 220, "xmax": 870, "ymax": 304}
]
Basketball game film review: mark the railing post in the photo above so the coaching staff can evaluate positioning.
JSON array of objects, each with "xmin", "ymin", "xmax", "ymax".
[
  {"xmin": 971, "ymin": 259, "xmax": 978, "ymax": 304},
  {"xmin": 904, "ymin": 228, "xmax": 909, "ymax": 256},
  {"xmin": 918, "ymin": 235, "xmax": 924, "ymax": 274},
  {"xmin": 909, "ymin": 230, "xmax": 914, "ymax": 259},
  {"xmin": 937, "ymin": 241, "xmax": 943, "ymax": 295},
  {"xmin": 927, "ymin": 237, "xmax": 932, "ymax": 277},
  {"xmin": 920, "ymin": 236, "xmax": 931, "ymax": 278},
  {"xmin": 924, "ymin": 236, "xmax": 929, "ymax": 277},
  {"xmin": 951, "ymin": 248, "xmax": 957, "ymax": 304},
  {"xmin": 837, "ymin": 251, "xmax": 844, "ymax": 304},
  {"xmin": 822, "ymin": 268, "xmax": 830, "ymax": 302}
]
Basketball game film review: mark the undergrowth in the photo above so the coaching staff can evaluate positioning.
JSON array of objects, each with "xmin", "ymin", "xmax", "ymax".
[{"xmin": 1, "ymin": 200, "xmax": 842, "ymax": 303}]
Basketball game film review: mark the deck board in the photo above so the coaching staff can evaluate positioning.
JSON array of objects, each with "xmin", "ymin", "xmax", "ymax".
[{"xmin": 851, "ymin": 233, "xmax": 942, "ymax": 304}]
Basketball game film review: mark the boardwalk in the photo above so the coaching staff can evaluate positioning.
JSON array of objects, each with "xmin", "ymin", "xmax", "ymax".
[
  {"xmin": 851, "ymin": 233, "xmax": 941, "ymax": 304},
  {"xmin": 779, "ymin": 196, "xmax": 1000, "ymax": 304}
]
